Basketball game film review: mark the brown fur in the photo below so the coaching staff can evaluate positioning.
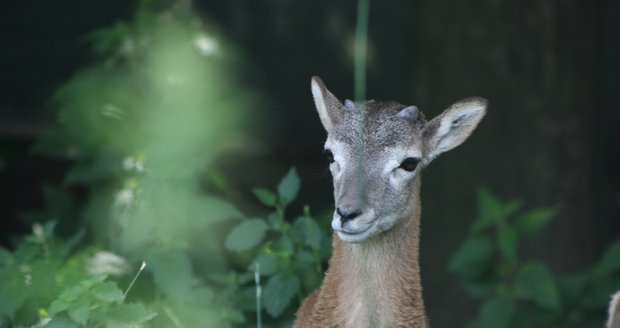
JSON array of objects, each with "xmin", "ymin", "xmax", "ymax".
[{"xmin": 295, "ymin": 178, "xmax": 429, "ymax": 328}]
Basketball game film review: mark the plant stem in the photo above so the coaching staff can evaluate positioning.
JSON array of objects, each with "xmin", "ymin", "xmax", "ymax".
[
  {"xmin": 124, "ymin": 261, "xmax": 147, "ymax": 298},
  {"xmin": 354, "ymin": 0, "xmax": 370, "ymax": 102},
  {"xmin": 255, "ymin": 263, "xmax": 262, "ymax": 328}
]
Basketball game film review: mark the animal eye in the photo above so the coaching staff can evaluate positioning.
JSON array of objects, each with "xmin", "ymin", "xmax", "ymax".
[
  {"xmin": 399, "ymin": 157, "xmax": 420, "ymax": 172},
  {"xmin": 323, "ymin": 149, "xmax": 335, "ymax": 164}
]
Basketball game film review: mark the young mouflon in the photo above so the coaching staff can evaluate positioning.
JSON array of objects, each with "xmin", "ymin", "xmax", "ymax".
[{"xmin": 294, "ymin": 76, "xmax": 487, "ymax": 328}]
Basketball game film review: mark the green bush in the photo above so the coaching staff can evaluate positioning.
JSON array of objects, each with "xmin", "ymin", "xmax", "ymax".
[
  {"xmin": 0, "ymin": 1, "xmax": 331, "ymax": 327},
  {"xmin": 449, "ymin": 188, "xmax": 620, "ymax": 328}
]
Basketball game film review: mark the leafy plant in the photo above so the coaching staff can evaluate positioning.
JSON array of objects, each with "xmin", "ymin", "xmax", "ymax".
[
  {"xmin": 450, "ymin": 188, "xmax": 620, "ymax": 328},
  {"xmin": 224, "ymin": 167, "xmax": 331, "ymax": 322}
]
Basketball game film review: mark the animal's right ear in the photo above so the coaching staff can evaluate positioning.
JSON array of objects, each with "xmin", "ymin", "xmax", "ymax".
[
  {"xmin": 608, "ymin": 291, "xmax": 620, "ymax": 328},
  {"xmin": 311, "ymin": 76, "xmax": 344, "ymax": 133}
]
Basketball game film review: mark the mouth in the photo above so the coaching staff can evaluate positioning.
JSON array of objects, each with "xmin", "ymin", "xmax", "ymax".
[{"xmin": 332, "ymin": 217, "xmax": 377, "ymax": 243}]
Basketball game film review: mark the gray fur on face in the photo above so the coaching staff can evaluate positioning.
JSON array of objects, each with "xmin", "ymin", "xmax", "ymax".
[
  {"xmin": 326, "ymin": 101, "xmax": 427, "ymax": 243},
  {"xmin": 311, "ymin": 76, "xmax": 486, "ymax": 243}
]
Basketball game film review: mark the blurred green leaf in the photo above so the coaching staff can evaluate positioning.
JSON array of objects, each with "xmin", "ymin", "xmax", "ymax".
[
  {"xmin": 46, "ymin": 316, "xmax": 80, "ymax": 328},
  {"xmin": 253, "ymin": 188, "xmax": 277, "ymax": 208},
  {"xmin": 267, "ymin": 212, "xmax": 284, "ymax": 229},
  {"xmin": 449, "ymin": 236, "xmax": 494, "ymax": 279},
  {"xmin": 468, "ymin": 298, "xmax": 515, "ymax": 328},
  {"xmin": 473, "ymin": 188, "xmax": 521, "ymax": 233},
  {"xmin": 515, "ymin": 262, "xmax": 561, "ymax": 311},
  {"xmin": 290, "ymin": 216, "xmax": 322, "ymax": 251},
  {"xmin": 68, "ymin": 301, "xmax": 90, "ymax": 325},
  {"xmin": 274, "ymin": 234, "xmax": 294, "ymax": 256},
  {"xmin": 0, "ymin": 275, "xmax": 29, "ymax": 319},
  {"xmin": 277, "ymin": 167, "xmax": 300, "ymax": 207},
  {"xmin": 263, "ymin": 274, "xmax": 300, "ymax": 317},
  {"xmin": 498, "ymin": 227, "xmax": 518, "ymax": 264},
  {"xmin": 204, "ymin": 196, "xmax": 244, "ymax": 218},
  {"xmin": 592, "ymin": 240, "xmax": 620, "ymax": 279},
  {"xmin": 303, "ymin": 217, "xmax": 322, "ymax": 251},
  {"xmin": 48, "ymin": 299, "xmax": 71, "ymax": 316},
  {"xmin": 105, "ymin": 303, "xmax": 157, "ymax": 325},
  {"xmin": 58, "ymin": 285, "xmax": 84, "ymax": 303},
  {"xmin": 515, "ymin": 207, "xmax": 556, "ymax": 235},
  {"xmin": 252, "ymin": 254, "xmax": 279, "ymax": 276},
  {"xmin": 225, "ymin": 218, "xmax": 269, "ymax": 252},
  {"xmin": 147, "ymin": 251, "xmax": 192, "ymax": 302},
  {"xmin": 92, "ymin": 281, "xmax": 124, "ymax": 303},
  {"xmin": 461, "ymin": 277, "xmax": 499, "ymax": 299}
]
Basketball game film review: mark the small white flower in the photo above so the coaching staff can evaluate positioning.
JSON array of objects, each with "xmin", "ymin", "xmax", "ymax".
[
  {"xmin": 115, "ymin": 189, "xmax": 134, "ymax": 205},
  {"xmin": 194, "ymin": 34, "xmax": 219, "ymax": 56},
  {"xmin": 86, "ymin": 251, "xmax": 131, "ymax": 276},
  {"xmin": 20, "ymin": 265, "xmax": 32, "ymax": 285},
  {"xmin": 32, "ymin": 223, "xmax": 44, "ymax": 237},
  {"xmin": 30, "ymin": 317, "xmax": 51, "ymax": 328},
  {"xmin": 122, "ymin": 157, "xmax": 136, "ymax": 171},
  {"xmin": 134, "ymin": 159, "xmax": 145, "ymax": 172}
]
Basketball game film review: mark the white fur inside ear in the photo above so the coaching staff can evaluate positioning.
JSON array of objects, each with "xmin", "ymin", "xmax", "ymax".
[
  {"xmin": 425, "ymin": 98, "xmax": 487, "ymax": 163},
  {"xmin": 311, "ymin": 78, "xmax": 334, "ymax": 132}
]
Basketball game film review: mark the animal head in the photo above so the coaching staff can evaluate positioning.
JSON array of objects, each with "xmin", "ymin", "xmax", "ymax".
[{"xmin": 311, "ymin": 76, "xmax": 487, "ymax": 243}]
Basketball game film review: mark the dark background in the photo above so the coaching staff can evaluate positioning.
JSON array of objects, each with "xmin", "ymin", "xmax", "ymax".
[{"xmin": 2, "ymin": 0, "xmax": 618, "ymax": 326}]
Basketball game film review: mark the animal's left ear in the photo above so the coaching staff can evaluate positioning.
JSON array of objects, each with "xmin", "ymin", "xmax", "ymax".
[
  {"xmin": 608, "ymin": 291, "xmax": 620, "ymax": 328},
  {"xmin": 422, "ymin": 97, "xmax": 487, "ymax": 165}
]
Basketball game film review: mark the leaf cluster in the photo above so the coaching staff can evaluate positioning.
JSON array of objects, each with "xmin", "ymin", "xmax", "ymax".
[
  {"xmin": 449, "ymin": 188, "xmax": 620, "ymax": 328},
  {"xmin": 224, "ymin": 168, "xmax": 331, "ymax": 322}
]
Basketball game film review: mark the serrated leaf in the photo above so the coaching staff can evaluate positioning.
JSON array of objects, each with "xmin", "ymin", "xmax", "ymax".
[
  {"xmin": 48, "ymin": 299, "xmax": 71, "ymax": 316},
  {"xmin": 263, "ymin": 274, "xmax": 300, "ymax": 317},
  {"xmin": 277, "ymin": 167, "xmax": 300, "ymax": 207},
  {"xmin": 515, "ymin": 262, "xmax": 560, "ymax": 311},
  {"xmin": 225, "ymin": 218, "xmax": 269, "ymax": 252},
  {"xmin": 58, "ymin": 285, "xmax": 84, "ymax": 302},
  {"xmin": 81, "ymin": 274, "xmax": 108, "ymax": 288},
  {"xmin": 448, "ymin": 236, "xmax": 494, "ymax": 279},
  {"xmin": 592, "ymin": 240, "xmax": 620, "ymax": 279},
  {"xmin": 92, "ymin": 281, "xmax": 124, "ymax": 303},
  {"xmin": 515, "ymin": 207, "xmax": 556, "ymax": 235},
  {"xmin": 498, "ymin": 227, "xmax": 518, "ymax": 264},
  {"xmin": 253, "ymin": 188, "xmax": 277, "ymax": 207},
  {"xmin": 468, "ymin": 298, "xmax": 515, "ymax": 328},
  {"xmin": 68, "ymin": 302, "xmax": 90, "ymax": 325}
]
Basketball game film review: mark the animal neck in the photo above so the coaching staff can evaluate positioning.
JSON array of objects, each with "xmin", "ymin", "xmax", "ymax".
[{"xmin": 327, "ymin": 177, "xmax": 427, "ymax": 327}]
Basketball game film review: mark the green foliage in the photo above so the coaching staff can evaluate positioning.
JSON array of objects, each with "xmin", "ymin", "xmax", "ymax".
[
  {"xmin": 46, "ymin": 274, "xmax": 156, "ymax": 327},
  {"xmin": 450, "ymin": 187, "xmax": 620, "ymax": 328},
  {"xmin": 1, "ymin": 1, "xmax": 331, "ymax": 327},
  {"xmin": 224, "ymin": 167, "xmax": 330, "ymax": 320}
]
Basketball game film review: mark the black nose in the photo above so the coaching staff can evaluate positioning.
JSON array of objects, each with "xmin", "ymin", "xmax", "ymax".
[{"xmin": 337, "ymin": 207, "xmax": 362, "ymax": 222}]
